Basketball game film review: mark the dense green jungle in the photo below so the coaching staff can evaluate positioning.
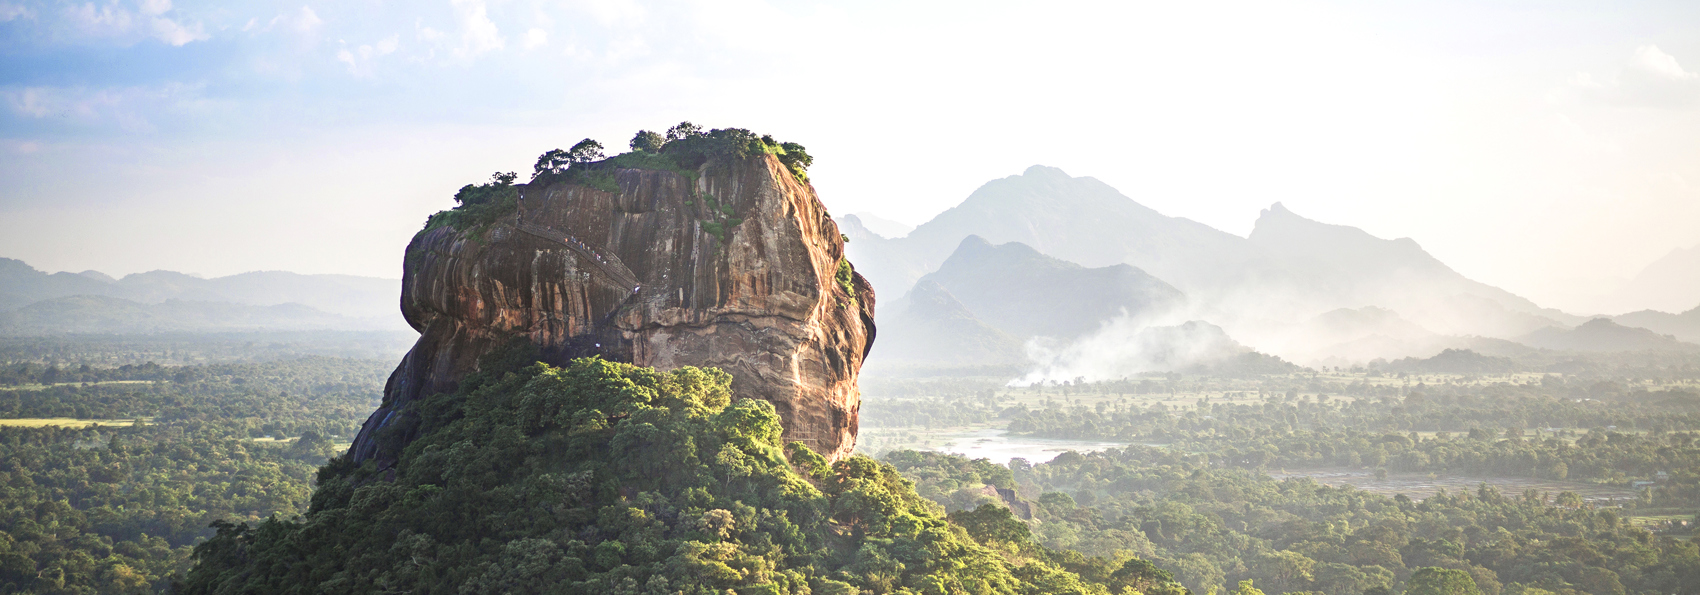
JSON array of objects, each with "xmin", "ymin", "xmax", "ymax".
[{"xmin": 1, "ymin": 336, "xmax": 1697, "ymax": 594}]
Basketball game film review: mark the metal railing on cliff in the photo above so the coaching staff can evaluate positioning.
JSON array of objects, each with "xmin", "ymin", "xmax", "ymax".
[{"xmin": 511, "ymin": 222, "xmax": 642, "ymax": 293}]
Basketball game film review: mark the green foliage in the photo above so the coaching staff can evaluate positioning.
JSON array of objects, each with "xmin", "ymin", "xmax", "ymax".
[
  {"xmin": 1116, "ymin": 558, "xmax": 1183, "ymax": 595},
  {"xmin": 568, "ymin": 139, "xmax": 605, "ymax": 163},
  {"xmin": 1407, "ymin": 567, "xmax": 1482, "ymax": 595},
  {"xmin": 533, "ymin": 139, "xmax": 607, "ymax": 177},
  {"xmin": 836, "ymin": 258, "xmax": 857, "ymax": 300},
  {"xmin": 0, "ymin": 356, "xmax": 382, "ymax": 593},
  {"xmin": 643, "ymin": 122, "xmax": 813, "ymax": 183},
  {"xmin": 513, "ymin": 122, "xmax": 814, "ymax": 252},
  {"xmin": 1001, "ymin": 386, "xmax": 1700, "ymax": 487},
  {"xmin": 629, "ymin": 130, "xmax": 665, "ymax": 153},
  {"xmin": 583, "ymin": 169, "xmax": 618, "ymax": 194},
  {"xmin": 598, "ymin": 151, "xmax": 700, "ymax": 189},
  {"xmin": 181, "ymin": 357, "xmax": 1080, "ymax": 594},
  {"xmin": 1229, "ymin": 579, "xmax": 1267, "ymax": 595},
  {"xmin": 699, "ymin": 221, "xmax": 725, "ymax": 243},
  {"xmin": 534, "ymin": 148, "xmax": 570, "ymax": 176},
  {"xmin": 421, "ymin": 172, "xmax": 521, "ymax": 238},
  {"xmin": 778, "ymin": 141, "xmax": 812, "ymax": 182},
  {"xmin": 893, "ymin": 442, "xmax": 1700, "ymax": 595},
  {"xmin": 950, "ymin": 504, "xmax": 1033, "ymax": 547},
  {"xmin": 0, "ymin": 331, "xmax": 416, "ymax": 368},
  {"xmin": 0, "ymin": 356, "xmax": 385, "ymax": 438},
  {"xmin": 453, "ymin": 172, "xmax": 519, "ymax": 207},
  {"xmin": 883, "ymin": 450, "xmax": 1014, "ymax": 511},
  {"xmin": 666, "ymin": 121, "xmax": 702, "ymax": 141}
]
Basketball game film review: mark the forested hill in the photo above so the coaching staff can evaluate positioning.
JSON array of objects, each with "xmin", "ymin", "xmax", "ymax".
[{"xmin": 180, "ymin": 356, "xmax": 1186, "ymax": 595}]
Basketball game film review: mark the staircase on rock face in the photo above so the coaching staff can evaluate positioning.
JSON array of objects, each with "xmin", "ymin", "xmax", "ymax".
[{"xmin": 512, "ymin": 221, "xmax": 642, "ymax": 293}]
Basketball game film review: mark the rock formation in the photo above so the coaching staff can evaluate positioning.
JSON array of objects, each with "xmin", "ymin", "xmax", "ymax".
[{"xmin": 350, "ymin": 152, "xmax": 875, "ymax": 467}]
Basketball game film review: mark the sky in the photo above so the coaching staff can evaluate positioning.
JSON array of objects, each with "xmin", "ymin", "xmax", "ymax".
[{"xmin": 1, "ymin": 0, "xmax": 1697, "ymax": 314}]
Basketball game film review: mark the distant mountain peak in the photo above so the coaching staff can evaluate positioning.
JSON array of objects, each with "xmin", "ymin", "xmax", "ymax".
[
  {"xmin": 837, "ymin": 214, "xmax": 878, "ymax": 240},
  {"xmin": 1599, "ymin": 242, "xmax": 1700, "ymax": 314},
  {"xmin": 1252, "ymin": 202, "xmax": 1347, "ymax": 235},
  {"xmin": 76, "ymin": 270, "xmax": 117, "ymax": 283},
  {"xmin": 1021, "ymin": 164, "xmax": 1070, "ymax": 178},
  {"xmin": 1516, "ymin": 317, "xmax": 1697, "ymax": 352},
  {"xmin": 956, "ymin": 234, "xmax": 994, "ymax": 251},
  {"xmin": 939, "ymin": 236, "xmax": 1080, "ymax": 274},
  {"xmin": 844, "ymin": 212, "xmax": 914, "ymax": 239}
]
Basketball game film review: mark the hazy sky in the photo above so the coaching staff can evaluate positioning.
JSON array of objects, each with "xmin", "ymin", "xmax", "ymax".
[{"xmin": 2, "ymin": 0, "xmax": 1696, "ymax": 313}]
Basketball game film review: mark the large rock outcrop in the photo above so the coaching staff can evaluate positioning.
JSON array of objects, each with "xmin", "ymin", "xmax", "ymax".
[{"xmin": 350, "ymin": 153, "xmax": 875, "ymax": 466}]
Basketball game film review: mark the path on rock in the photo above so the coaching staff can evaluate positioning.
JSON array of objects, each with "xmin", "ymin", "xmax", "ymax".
[{"xmin": 513, "ymin": 222, "xmax": 642, "ymax": 293}]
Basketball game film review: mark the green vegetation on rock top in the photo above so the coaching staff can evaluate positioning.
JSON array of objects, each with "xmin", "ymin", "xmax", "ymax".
[
  {"xmin": 417, "ymin": 171, "xmax": 522, "ymax": 240},
  {"xmin": 414, "ymin": 122, "xmax": 814, "ymax": 248}
]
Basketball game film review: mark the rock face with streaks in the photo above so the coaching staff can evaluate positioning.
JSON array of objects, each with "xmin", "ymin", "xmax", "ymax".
[{"xmin": 349, "ymin": 153, "xmax": 876, "ymax": 468}]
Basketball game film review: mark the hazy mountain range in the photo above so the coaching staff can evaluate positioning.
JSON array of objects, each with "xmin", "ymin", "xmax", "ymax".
[
  {"xmin": 844, "ymin": 165, "xmax": 1700, "ymax": 376},
  {"xmin": 909, "ymin": 236, "xmax": 1184, "ymax": 340},
  {"xmin": 867, "ymin": 234, "xmax": 1186, "ymax": 370},
  {"xmin": 1516, "ymin": 318, "xmax": 1699, "ymax": 353},
  {"xmin": 1597, "ymin": 244, "xmax": 1700, "ymax": 315},
  {"xmin": 6, "ymin": 164, "xmax": 1694, "ymax": 364},
  {"xmin": 0, "ymin": 258, "xmax": 406, "ymax": 334},
  {"xmin": 1613, "ymin": 306, "xmax": 1700, "ymax": 344}
]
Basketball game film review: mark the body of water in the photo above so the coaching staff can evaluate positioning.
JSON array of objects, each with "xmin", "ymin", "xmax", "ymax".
[{"xmin": 925, "ymin": 428, "xmax": 1131, "ymax": 465}]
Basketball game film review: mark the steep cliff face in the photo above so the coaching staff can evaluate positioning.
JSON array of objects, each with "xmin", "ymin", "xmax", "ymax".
[{"xmin": 350, "ymin": 153, "xmax": 875, "ymax": 466}]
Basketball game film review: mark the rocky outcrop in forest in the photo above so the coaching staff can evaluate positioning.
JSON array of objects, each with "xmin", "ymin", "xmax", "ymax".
[{"xmin": 350, "ymin": 146, "xmax": 875, "ymax": 467}]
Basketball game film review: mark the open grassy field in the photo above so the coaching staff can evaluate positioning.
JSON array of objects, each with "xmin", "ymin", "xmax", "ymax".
[{"xmin": 0, "ymin": 417, "xmax": 144, "ymax": 428}]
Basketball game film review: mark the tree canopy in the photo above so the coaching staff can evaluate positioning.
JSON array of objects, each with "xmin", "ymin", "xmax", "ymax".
[{"xmin": 179, "ymin": 355, "xmax": 1151, "ymax": 594}]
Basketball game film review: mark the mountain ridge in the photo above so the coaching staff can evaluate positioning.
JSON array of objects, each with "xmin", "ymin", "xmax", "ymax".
[
  {"xmin": 842, "ymin": 165, "xmax": 1588, "ymax": 367},
  {"xmin": 0, "ymin": 257, "xmax": 402, "ymax": 321}
]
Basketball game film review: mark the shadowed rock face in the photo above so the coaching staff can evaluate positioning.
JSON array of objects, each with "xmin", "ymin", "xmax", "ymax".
[{"xmin": 350, "ymin": 154, "xmax": 875, "ymax": 467}]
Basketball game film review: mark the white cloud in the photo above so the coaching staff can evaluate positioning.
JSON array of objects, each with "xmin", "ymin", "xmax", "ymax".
[
  {"xmin": 8, "ymin": 87, "xmax": 55, "ymax": 117},
  {"xmin": 138, "ymin": 0, "xmax": 170, "ymax": 17},
  {"xmin": 449, "ymin": 0, "xmax": 503, "ymax": 58},
  {"xmin": 1572, "ymin": 44, "xmax": 1700, "ymax": 108},
  {"xmin": 418, "ymin": 14, "xmax": 445, "ymax": 42},
  {"xmin": 0, "ymin": 2, "xmax": 35, "ymax": 21},
  {"xmin": 270, "ymin": 5, "xmax": 322, "ymax": 34},
  {"xmin": 258, "ymin": 5, "xmax": 323, "ymax": 52},
  {"xmin": 1629, "ymin": 45, "xmax": 1697, "ymax": 80},
  {"xmin": 338, "ymin": 34, "xmax": 401, "ymax": 75},
  {"xmin": 61, "ymin": 0, "xmax": 205, "ymax": 46},
  {"xmin": 149, "ymin": 15, "xmax": 206, "ymax": 46},
  {"xmin": 67, "ymin": 2, "xmax": 134, "ymax": 36},
  {"xmin": 523, "ymin": 27, "xmax": 547, "ymax": 50}
]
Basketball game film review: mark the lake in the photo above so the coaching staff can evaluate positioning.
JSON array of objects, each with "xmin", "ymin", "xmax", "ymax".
[{"xmin": 923, "ymin": 428, "xmax": 1132, "ymax": 465}]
